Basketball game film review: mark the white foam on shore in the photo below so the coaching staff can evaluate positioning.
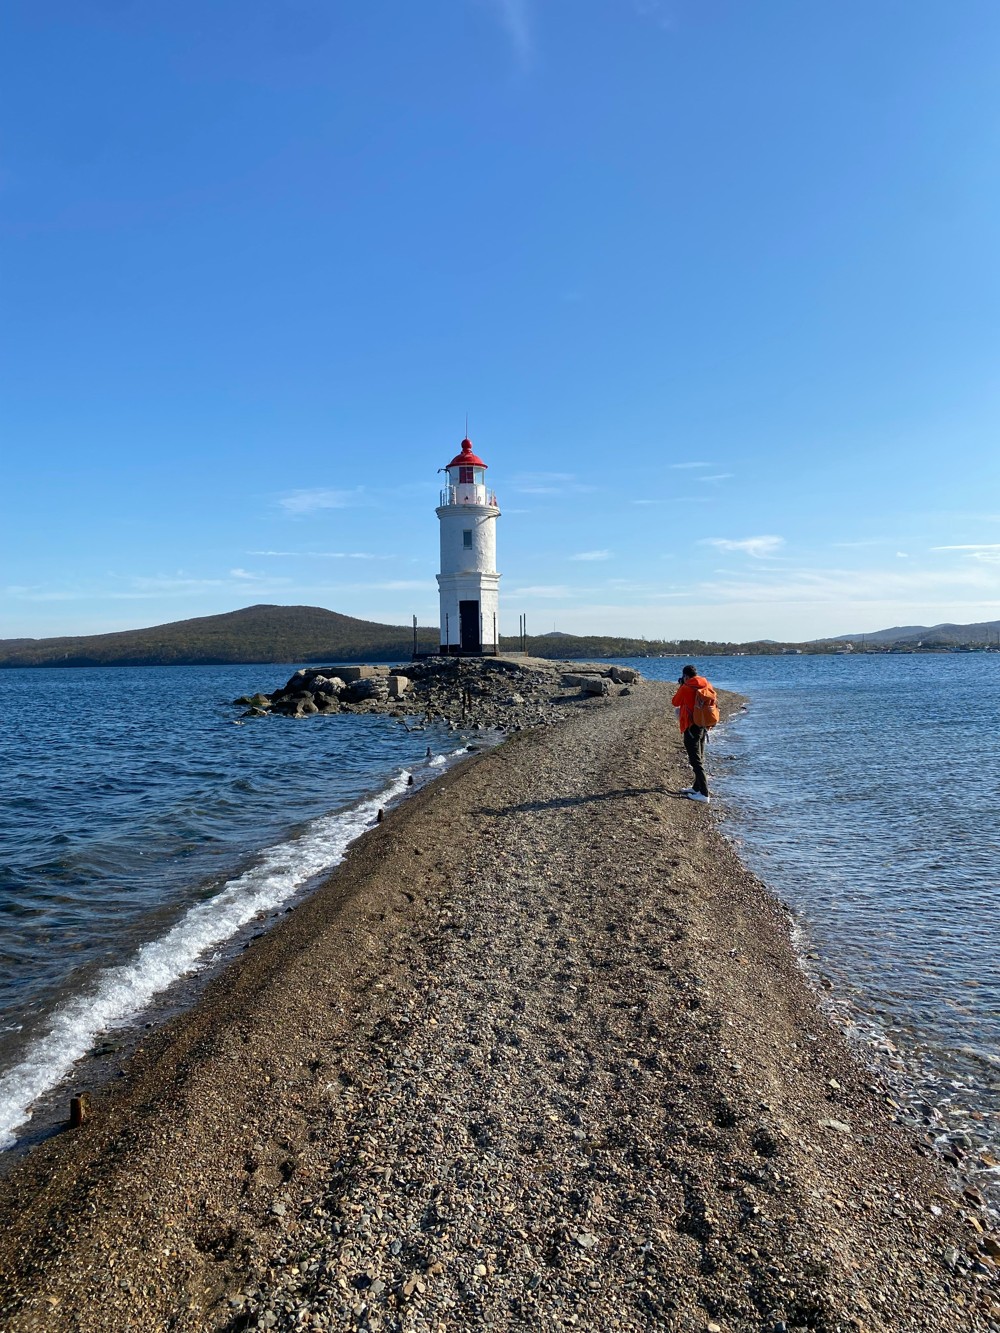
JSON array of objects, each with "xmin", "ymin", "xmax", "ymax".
[{"xmin": 0, "ymin": 766, "xmax": 419, "ymax": 1150}]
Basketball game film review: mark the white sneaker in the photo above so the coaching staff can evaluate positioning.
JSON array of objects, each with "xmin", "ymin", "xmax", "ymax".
[{"xmin": 685, "ymin": 791, "xmax": 710, "ymax": 804}]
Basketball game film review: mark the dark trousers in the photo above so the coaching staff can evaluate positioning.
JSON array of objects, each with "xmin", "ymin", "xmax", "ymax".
[{"xmin": 683, "ymin": 724, "xmax": 709, "ymax": 795}]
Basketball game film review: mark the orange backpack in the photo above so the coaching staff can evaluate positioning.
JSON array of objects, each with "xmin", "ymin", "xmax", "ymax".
[{"xmin": 691, "ymin": 683, "xmax": 720, "ymax": 729}]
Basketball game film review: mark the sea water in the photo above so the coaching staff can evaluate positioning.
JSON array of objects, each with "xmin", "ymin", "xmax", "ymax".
[
  {"xmin": 632, "ymin": 653, "xmax": 1000, "ymax": 1185},
  {"xmin": 0, "ymin": 663, "xmax": 476, "ymax": 1149},
  {"xmin": 1, "ymin": 656, "xmax": 998, "ymax": 1178}
]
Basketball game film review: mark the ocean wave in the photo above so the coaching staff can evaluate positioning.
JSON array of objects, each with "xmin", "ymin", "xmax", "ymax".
[{"xmin": 0, "ymin": 767, "xmax": 418, "ymax": 1150}]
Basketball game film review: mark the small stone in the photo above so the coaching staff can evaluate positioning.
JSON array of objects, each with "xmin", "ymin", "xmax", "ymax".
[
  {"xmin": 270, "ymin": 1202, "xmax": 287, "ymax": 1217},
  {"xmin": 819, "ymin": 1118, "xmax": 851, "ymax": 1135},
  {"xmin": 943, "ymin": 1246, "xmax": 960, "ymax": 1270},
  {"xmin": 574, "ymin": 1232, "xmax": 599, "ymax": 1250}
]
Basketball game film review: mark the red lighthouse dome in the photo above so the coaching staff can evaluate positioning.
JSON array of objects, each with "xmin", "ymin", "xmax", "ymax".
[{"xmin": 446, "ymin": 437, "xmax": 487, "ymax": 469}]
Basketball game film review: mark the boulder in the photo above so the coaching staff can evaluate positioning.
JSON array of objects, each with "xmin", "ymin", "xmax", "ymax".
[
  {"xmin": 344, "ymin": 678, "xmax": 390, "ymax": 703},
  {"xmin": 387, "ymin": 676, "xmax": 410, "ymax": 698},
  {"xmin": 609, "ymin": 667, "xmax": 638, "ymax": 685},
  {"xmin": 583, "ymin": 677, "xmax": 610, "ymax": 696},
  {"xmin": 326, "ymin": 665, "xmax": 390, "ymax": 682},
  {"xmin": 561, "ymin": 673, "xmax": 606, "ymax": 691}
]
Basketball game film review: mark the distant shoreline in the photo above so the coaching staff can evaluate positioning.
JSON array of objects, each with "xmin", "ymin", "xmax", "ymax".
[
  {"xmin": 4, "ymin": 646, "xmax": 1000, "ymax": 670},
  {"xmin": 4, "ymin": 601, "xmax": 999, "ymax": 668}
]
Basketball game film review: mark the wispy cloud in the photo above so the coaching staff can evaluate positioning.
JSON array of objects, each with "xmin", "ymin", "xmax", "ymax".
[
  {"xmin": 277, "ymin": 488, "xmax": 367, "ymax": 516},
  {"xmin": 4, "ymin": 569, "xmax": 296, "ymax": 602},
  {"xmin": 368, "ymin": 580, "xmax": 436, "ymax": 592},
  {"xmin": 484, "ymin": 0, "xmax": 534, "ymax": 69},
  {"xmin": 698, "ymin": 473, "xmax": 734, "ymax": 484},
  {"xmin": 248, "ymin": 550, "xmax": 389, "ymax": 560},
  {"xmin": 570, "ymin": 549, "xmax": 612, "ymax": 562},
  {"xmin": 507, "ymin": 585, "xmax": 573, "ymax": 598},
  {"xmin": 633, "ymin": 0, "xmax": 676, "ymax": 31},
  {"xmin": 698, "ymin": 563, "xmax": 1000, "ymax": 606},
  {"xmin": 512, "ymin": 471, "xmax": 597, "ymax": 496},
  {"xmin": 4, "ymin": 585, "xmax": 80, "ymax": 603},
  {"xmin": 933, "ymin": 543, "xmax": 1000, "ymax": 564},
  {"xmin": 701, "ymin": 535, "xmax": 785, "ymax": 559},
  {"xmin": 669, "ymin": 461, "xmax": 713, "ymax": 470},
  {"xmin": 126, "ymin": 571, "xmax": 293, "ymax": 595}
]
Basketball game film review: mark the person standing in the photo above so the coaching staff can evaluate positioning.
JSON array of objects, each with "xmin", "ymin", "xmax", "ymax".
[{"xmin": 671, "ymin": 664, "xmax": 717, "ymax": 803}]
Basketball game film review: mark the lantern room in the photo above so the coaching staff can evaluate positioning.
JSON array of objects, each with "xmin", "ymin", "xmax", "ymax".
[{"xmin": 439, "ymin": 438, "xmax": 497, "ymax": 509}]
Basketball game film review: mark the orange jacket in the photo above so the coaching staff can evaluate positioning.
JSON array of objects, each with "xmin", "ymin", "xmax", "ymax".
[{"xmin": 671, "ymin": 675, "xmax": 710, "ymax": 732}]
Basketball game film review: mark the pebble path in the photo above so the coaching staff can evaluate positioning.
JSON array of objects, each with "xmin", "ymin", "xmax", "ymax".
[{"xmin": 0, "ymin": 684, "xmax": 995, "ymax": 1331}]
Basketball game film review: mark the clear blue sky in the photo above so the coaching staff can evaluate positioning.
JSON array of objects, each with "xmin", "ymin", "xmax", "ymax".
[{"xmin": 3, "ymin": 0, "xmax": 999, "ymax": 642}]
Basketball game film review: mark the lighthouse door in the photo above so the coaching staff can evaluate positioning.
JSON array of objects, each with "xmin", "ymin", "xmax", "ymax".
[{"xmin": 459, "ymin": 600, "xmax": 481, "ymax": 654}]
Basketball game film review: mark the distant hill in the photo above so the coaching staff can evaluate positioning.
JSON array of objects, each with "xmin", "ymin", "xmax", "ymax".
[
  {"xmin": 7, "ymin": 603, "xmax": 996, "ymax": 669},
  {"xmin": 827, "ymin": 620, "xmax": 1000, "ymax": 647},
  {"xmin": 0, "ymin": 605, "xmax": 440, "ymax": 667},
  {"xmin": 0, "ymin": 604, "xmax": 775, "ymax": 667}
]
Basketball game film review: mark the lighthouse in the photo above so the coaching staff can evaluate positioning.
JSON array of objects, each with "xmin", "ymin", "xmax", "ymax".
[{"xmin": 436, "ymin": 436, "xmax": 501, "ymax": 654}]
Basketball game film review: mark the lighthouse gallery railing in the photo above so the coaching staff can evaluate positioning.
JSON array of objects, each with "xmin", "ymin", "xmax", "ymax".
[{"xmin": 439, "ymin": 485, "xmax": 498, "ymax": 508}]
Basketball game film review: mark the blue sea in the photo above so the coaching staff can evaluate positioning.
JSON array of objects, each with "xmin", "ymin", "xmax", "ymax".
[
  {"xmin": 637, "ymin": 652, "xmax": 1000, "ymax": 1190},
  {"xmin": 0, "ymin": 656, "xmax": 998, "ymax": 1192},
  {"xmin": 0, "ymin": 664, "xmax": 475, "ymax": 1150}
]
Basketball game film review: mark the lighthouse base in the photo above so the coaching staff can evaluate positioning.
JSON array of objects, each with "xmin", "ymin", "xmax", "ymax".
[
  {"xmin": 437, "ymin": 571, "xmax": 500, "ymax": 657},
  {"xmin": 438, "ymin": 643, "xmax": 501, "ymax": 657}
]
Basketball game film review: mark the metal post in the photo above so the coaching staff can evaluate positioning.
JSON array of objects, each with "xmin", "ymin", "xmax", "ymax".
[
  {"xmin": 445, "ymin": 612, "xmax": 449, "ymax": 655},
  {"xmin": 493, "ymin": 611, "xmax": 497, "ymax": 654}
]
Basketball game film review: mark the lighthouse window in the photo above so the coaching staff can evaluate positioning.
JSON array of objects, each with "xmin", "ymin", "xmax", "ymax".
[
  {"xmin": 459, "ymin": 466, "xmax": 474, "ymax": 484},
  {"xmin": 463, "ymin": 529, "xmax": 473, "ymax": 549}
]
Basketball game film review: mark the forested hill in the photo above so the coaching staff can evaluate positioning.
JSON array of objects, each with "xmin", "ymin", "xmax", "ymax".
[
  {"xmin": 0, "ymin": 605, "xmax": 438, "ymax": 667},
  {"xmin": 0, "ymin": 604, "xmax": 766, "ymax": 667}
]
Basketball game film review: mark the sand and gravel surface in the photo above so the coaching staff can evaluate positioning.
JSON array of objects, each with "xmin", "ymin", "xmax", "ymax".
[{"xmin": 0, "ymin": 680, "xmax": 996, "ymax": 1332}]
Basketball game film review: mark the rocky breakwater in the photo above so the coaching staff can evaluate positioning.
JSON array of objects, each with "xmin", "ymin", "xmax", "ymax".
[
  {"xmin": 234, "ymin": 657, "xmax": 641, "ymax": 732},
  {"xmin": 236, "ymin": 665, "xmax": 409, "ymax": 719}
]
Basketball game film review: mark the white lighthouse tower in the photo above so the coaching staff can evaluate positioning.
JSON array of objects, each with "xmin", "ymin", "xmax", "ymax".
[{"xmin": 436, "ymin": 436, "xmax": 501, "ymax": 654}]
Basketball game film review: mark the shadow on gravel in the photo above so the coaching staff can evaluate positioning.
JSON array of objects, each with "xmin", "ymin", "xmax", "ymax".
[{"xmin": 477, "ymin": 787, "xmax": 667, "ymax": 815}]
